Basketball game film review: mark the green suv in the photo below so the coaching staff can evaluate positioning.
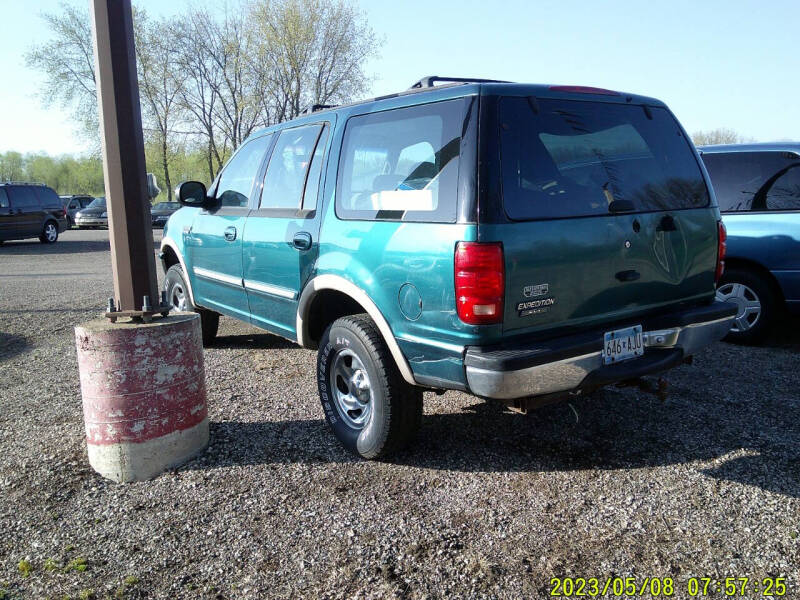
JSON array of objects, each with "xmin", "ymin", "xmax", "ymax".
[{"xmin": 161, "ymin": 76, "xmax": 735, "ymax": 458}]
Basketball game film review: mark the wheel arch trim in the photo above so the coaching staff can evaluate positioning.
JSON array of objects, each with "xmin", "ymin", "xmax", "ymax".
[
  {"xmin": 160, "ymin": 236, "xmax": 197, "ymax": 307},
  {"xmin": 296, "ymin": 274, "xmax": 417, "ymax": 386}
]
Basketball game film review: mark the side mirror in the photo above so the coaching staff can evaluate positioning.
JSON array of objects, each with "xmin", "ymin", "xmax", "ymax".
[{"xmin": 176, "ymin": 181, "xmax": 211, "ymax": 208}]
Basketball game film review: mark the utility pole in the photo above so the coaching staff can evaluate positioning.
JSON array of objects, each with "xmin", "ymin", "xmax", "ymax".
[
  {"xmin": 91, "ymin": 0, "xmax": 158, "ymax": 312},
  {"xmin": 76, "ymin": 0, "xmax": 209, "ymax": 483}
]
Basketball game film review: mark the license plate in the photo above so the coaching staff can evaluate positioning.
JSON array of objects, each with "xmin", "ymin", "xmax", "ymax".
[{"xmin": 602, "ymin": 325, "xmax": 644, "ymax": 365}]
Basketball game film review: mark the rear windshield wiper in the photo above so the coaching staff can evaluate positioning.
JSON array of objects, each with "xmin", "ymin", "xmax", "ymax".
[{"xmin": 608, "ymin": 199, "xmax": 635, "ymax": 213}]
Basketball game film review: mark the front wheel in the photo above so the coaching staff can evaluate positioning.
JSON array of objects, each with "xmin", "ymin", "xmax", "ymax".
[
  {"xmin": 39, "ymin": 221, "xmax": 58, "ymax": 244},
  {"xmin": 317, "ymin": 314, "xmax": 422, "ymax": 459},
  {"xmin": 163, "ymin": 264, "xmax": 219, "ymax": 346},
  {"xmin": 715, "ymin": 267, "xmax": 777, "ymax": 344}
]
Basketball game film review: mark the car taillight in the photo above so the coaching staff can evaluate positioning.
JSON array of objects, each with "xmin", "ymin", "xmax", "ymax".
[
  {"xmin": 455, "ymin": 242, "xmax": 504, "ymax": 325},
  {"xmin": 715, "ymin": 220, "xmax": 727, "ymax": 284}
]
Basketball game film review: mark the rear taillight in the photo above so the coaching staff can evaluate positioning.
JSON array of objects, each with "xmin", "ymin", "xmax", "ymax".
[
  {"xmin": 715, "ymin": 220, "xmax": 727, "ymax": 284},
  {"xmin": 63, "ymin": 207, "xmax": 67, "ymax": 217},
  {"xmin": 455, "ymin": 242, "xmax": 504, "ymax": 325}
]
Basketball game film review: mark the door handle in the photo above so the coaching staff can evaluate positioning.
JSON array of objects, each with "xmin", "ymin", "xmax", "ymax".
[
  {"xmin": 616, "ymin": 269, "xmax": 640, "ymax": 282},
  {"xmin": 223, "ymin": 226, "xmax": 237, "ymax": 242},
  {"xmin": 292, "ymin": 231, "xmax": 312, "ymax": 251}
]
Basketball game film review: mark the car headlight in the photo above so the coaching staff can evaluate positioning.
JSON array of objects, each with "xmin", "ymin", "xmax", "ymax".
[{"xmin": 100, "ymin": 212, "xmax": 107, "ymax": 218}]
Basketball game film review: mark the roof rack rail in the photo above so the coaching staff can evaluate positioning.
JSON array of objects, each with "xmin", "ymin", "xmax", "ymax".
[
  {"xmin": 409, "ymin": 75, "xmax": 512, "ymax": 89},
  {"xmin": 0, "ymin": 181, "xmax": 46, "ymax": 186},
  {"xmin": 301, "ymin": 103, "xmax": 338, "ymax": 115}
]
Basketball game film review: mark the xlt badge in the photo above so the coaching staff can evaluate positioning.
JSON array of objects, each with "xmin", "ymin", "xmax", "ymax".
[{"xmin": 523, "ymin": 283, "xmax": 549, "ymax": 297}]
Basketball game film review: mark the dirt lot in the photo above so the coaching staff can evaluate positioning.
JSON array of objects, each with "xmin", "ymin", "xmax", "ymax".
[{"xmin": 0, "ymin": 229, "xmax": 798, "ymax": 599}]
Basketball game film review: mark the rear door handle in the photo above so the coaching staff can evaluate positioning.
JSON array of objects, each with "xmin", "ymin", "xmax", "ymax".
[
  {"xmin": 224, "ymin": 226, "xmax": 237, "ymax": 242},
  {"xmin": 292, "ymin": 231, "xmax": 312, "ymax": 251},
  {"xmin": 616, "ymin": 269, "xmax": 640, "ymax": 282}
]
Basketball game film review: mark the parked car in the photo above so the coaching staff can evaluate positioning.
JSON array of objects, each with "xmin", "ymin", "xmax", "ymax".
[
  {"xmin": 160, "ymin": 76, "xmax": 735, "ymax": 458},
  {"xmin": 61, "ymin": 194, "xmax": 94, "ymax": 228},
  {"xmin": 0, "ymin": 182, "xmax": 68, "ymax": 244},
  {"xmin": 74, "ymin": 197, "xmax": 108, "ymax": 228},
  {"xmin": 150, "ymin": 201, "xmax": 181, "ymax": 227},
  {"xmin": 699, "ymin": 143, "xmax": 800, "ymax": 343}
]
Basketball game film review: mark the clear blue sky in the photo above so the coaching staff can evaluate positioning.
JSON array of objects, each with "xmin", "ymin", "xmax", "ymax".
[{"xmin": 1, "ymin": 0, "xmax": 798, "ymax": 155}]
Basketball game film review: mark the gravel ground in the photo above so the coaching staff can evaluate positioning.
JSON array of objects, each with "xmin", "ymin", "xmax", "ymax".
[{"xmin": 0, "ymin": 229, "xmax": 798, "ymax": 599}]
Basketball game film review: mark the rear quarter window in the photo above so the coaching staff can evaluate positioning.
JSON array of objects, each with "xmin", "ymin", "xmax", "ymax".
[
  {"xmin": 701, "ymin": 151, "xmax": 800, "ymax": 212},
  {"xmin": 34, "ymin": 186, "xmax": 63, "ymax": 209},
  {"xmin": 499, "ymin": 97, "xmax": 710, "ymax": 220},
  {"xmin": 335, "ymin": 98, "xmax": 468, "ymax": 223}
]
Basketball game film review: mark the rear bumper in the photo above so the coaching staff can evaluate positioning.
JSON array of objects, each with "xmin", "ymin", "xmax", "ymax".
[{"xmin": 464, "ymin": 301, "xmax": 736, "ymax": 400}]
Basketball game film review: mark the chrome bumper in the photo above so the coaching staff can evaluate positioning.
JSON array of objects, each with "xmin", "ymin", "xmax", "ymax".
[{"xmin": 465, "ymin": 314, "xmax": 734, "ymax": 400}]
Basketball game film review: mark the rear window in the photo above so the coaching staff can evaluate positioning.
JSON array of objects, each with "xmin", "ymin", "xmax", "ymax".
[
  {"xmin": 499, "ymin": 98, "xmax": 710, "ymax": 220},
  {"xmin": 335, "ymin": 98, "xmax": 467, "ymax": 223},
  {"xmin": 700, "ymin": 151, "xmax": 800, "ymax": 212}
]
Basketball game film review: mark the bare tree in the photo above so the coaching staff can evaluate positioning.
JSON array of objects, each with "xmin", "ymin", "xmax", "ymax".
[
  {"xmin": 24, "ymin": 2, "xmax": 98, "ymax": 146},
  {"xmin": 692, "ymin": 128, "xmax": 749, "ymax": 146},
  {"xmin": 134, "ymin": 10, "xmax": 186, "ymax": 200},
  {"xmin": 248, "ymin": 0, "xmax": 378, "ymax": 122},
  {"xmin": 174, "ymin": 9, "xmax": 228, "ymax": 182}
]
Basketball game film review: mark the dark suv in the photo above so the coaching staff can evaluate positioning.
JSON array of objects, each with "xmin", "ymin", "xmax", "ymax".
[
  {"xmin": 0, "ymin": 182, "xmax": 68, "ymax": 244},
  {"xmin": 162, "ymin": 77, "xmax": 735, "ymax": 458}
]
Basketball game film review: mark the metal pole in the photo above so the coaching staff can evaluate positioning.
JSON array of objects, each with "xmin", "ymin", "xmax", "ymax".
[{"xmin": 90, "ymin": 0, "xmax": 158, "ymax": 312}]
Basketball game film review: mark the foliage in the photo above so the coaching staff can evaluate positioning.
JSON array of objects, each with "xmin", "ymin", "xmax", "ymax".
[
  {"xmin": 0, "ymin": 145, "xmax": 211, "ymax": 201},
  {"xmin": 692, "ymin": 128, "xmax": 750, "ymax": 146},
  {"xmin": 22, "ymin": 0, "xmax": 378, "ymax": 191}
]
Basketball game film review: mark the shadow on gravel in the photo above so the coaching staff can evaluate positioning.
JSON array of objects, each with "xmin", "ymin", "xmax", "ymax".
[
  {"xmin": 212, "ymin": 332, "xmax": 299, "ymax": 350},
  {"xmin": 192, "ymin": 392, "xmax": 800, "ymax": 498},
  {"xmin": 0, "ymin": 332, "xmax": 28, "ymax": 362},
  {"xmin": 0, "ymin": 239, "xmax": 111, "ymax": 254}
]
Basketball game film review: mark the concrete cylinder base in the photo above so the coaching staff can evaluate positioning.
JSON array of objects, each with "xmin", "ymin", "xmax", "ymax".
[{"xmin": 75, "ymin": 312, "xmax": 208, "ymax": 483}]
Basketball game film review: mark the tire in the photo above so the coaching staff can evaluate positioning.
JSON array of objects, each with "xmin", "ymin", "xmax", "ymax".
[
  {"xmin": 39, "ymin": 221, "xmax": 59, "ymax": 244},
  {"xmin": 317, "ymin": 314, "xmax": 423, "ymax": 459},
  {"xmin": 716, "ymin": 267, "xmax": 778, "ymax": 344},
  {"xmin": 163, "ymin": 264, "xmax": 219, "ymax": 346}
]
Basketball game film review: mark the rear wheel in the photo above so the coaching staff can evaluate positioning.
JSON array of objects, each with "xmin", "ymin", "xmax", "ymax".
[
  {"xmin": 716, "ymin": 267, "xmax": 777, "ymax": 344},
  {"xmin": 317, "ymin": 314, "xmax": 422, "ymax": 459},
  {"xmin": 39, "ymin": 221, "xmax": 58, "ymax": 244},
  {"xmin": 163, "ymin": 264, "xmax": 219, "ymax": 346}
]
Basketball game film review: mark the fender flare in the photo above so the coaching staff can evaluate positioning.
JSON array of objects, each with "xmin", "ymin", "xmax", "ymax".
[
  {"xmin": 160, "ymin": 236, "xmax": 197, "ymax": 307},
  {"xmin": 296, "ymin": 274, "xmax": 417, "ymax": 386}
]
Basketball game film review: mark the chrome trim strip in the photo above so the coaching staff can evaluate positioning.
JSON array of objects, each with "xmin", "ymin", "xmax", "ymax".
[
  {"xmin": 243, "ymin": 279, "xmax": 297, "ymax": 300},
  {"xmin": 193, "ymin": 266, "xmax": 243, "ymax": 288},
  {"xmin": 466, "ymin": 314, "xmax": 735, "ymax": 400}
]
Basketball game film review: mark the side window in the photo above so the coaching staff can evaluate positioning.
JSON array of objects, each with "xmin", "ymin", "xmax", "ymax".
[
  {"xmin": 302, "ymin": 125, "xmax": 330, "ymax": 210},
  {"xmin": 0, "ymin": 189, "xmax": 9, "ymax": 209},
  {"xmin": 764, "ymin": 164, "xmax": 800, "ymax": 211},
  {"xmin": 336, "ymin": 98, "xmax": 467, "ymax": 222},
  {"xmin": 260, "ymin": 125, "xmax": 323, "ymax": 210},
  {"xmin": 702, "ymin": 151, "xmax": 796, "ymax": 212},
  {"xmin": 7, "ymin": 187, "xmax": 40, "ymax": 209},
  {"xmin": 70, "ymin": 200, "xmax": 80, "ymax": 209},
  {"xmin": 215, "ymin": 134, "xmax": 273, "ymax": 208}
]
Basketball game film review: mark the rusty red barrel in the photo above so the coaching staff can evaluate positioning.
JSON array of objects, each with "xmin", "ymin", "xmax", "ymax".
[{"xmin": 75, "ymin": 312, "xmax": 208, "ymax": 482}]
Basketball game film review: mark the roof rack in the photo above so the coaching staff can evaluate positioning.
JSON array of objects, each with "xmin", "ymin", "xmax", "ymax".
[
  {"xmin": 0, "ymin": 181, "xmax": 46, "ymax": 186},
  {"xmin": 409, "ymin": 75, "xmax": 512, "ymax": 89},
  {"xmin": 300, "ymin": 103, "xmax": 338, "ymax": 115}
]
